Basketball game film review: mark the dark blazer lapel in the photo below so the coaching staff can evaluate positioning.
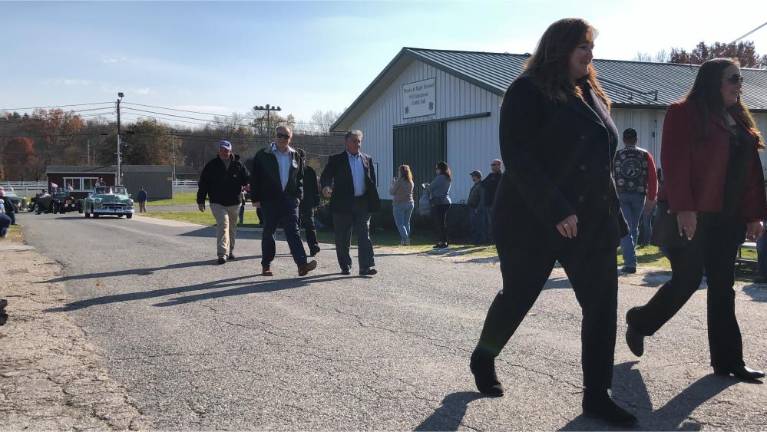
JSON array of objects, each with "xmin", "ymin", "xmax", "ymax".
[
  {"xmin": 263, "ymin": 146, "xmax": 282, "ymax": 186},
  {"xmin": 341, "ymin": 151, "xmax": 353, "ymax": 181},
  {"xmin": 566, "ymin": 93, "xmax": 605, "ymax": 128}
]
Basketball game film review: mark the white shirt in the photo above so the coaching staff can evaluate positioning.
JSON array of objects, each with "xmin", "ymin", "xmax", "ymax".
[{"xmin": 347, "ymin": 151, "xmax": 366, "ymax": 197}]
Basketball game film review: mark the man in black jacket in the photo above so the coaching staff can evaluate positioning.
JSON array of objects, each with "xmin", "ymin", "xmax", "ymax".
[
  {"xmin": 481, "ymin": 159, "xmax": 502, "ymax": 241},
  {"xmin": 250, "ymin": 127, "xmax": 317, "ymax": 277},
  {"xmin": 320, "ymin": 130, "xmax": 380, "ymax": 276},
  {"xmin": 197, "ymin": 140, "xmax": 249, "ymax": 264},
  {"xmin": 297, "ymin": 149, "xmax": 321, "ymax": 257}
]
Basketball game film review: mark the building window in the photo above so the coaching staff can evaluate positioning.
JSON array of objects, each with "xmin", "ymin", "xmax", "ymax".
[{"xmin": 63, "ymin": 177, "xmax": 99, "ymax": 192}]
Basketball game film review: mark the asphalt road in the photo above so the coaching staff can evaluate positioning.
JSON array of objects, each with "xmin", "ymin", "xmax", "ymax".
[{"xmin": 18, "ymin": 212, "xmax": 767, "ymax": 430}]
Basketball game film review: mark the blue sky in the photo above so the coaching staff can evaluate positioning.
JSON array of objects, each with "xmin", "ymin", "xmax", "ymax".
[{"xmin": 1, "ymin": 1, "xmax": 765, "ymax": 126}]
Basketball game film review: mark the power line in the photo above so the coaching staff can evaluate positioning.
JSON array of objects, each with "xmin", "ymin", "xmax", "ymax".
[
  {"xmin": 0, "ymin": 102, "xmax": 113, "ymax": 111},
  {"xmin": 731, "ymin": 20, "xmax": 767, "ymax": 44},
  {"xmin": 121, "ymin": 102, "xmax": 241, "ymax": 118}
]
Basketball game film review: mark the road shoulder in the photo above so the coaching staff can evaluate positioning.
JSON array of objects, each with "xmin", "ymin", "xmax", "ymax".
[{"xmin": 0, "ymin": 238, "xmax": 147, "ymax": 430}]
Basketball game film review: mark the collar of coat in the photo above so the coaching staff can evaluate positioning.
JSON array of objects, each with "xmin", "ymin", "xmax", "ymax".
[{"xmin": 267, "ymin": 142, "xmax": 297, "ymax": 155}]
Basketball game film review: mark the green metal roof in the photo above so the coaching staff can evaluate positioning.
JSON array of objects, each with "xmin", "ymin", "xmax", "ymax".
[{"xmin": 332, "ymin": 47, "xmax": 767, "ymax": 131}]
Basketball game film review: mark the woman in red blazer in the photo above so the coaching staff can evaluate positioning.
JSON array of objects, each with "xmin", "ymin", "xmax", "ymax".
[{"xmin": 626, "ymin": 58, "xmax": 766, "ymax": 382}]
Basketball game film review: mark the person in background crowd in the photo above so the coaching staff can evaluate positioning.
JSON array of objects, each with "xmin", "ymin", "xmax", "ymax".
[
  {"xmin": 614, "ymin": 128, "xmax": 658, "ymax": 273},
  {"xmin": 0, "ymin": 194, "xmax": 11, "ymax": 238},
  {"xmin": 136, "ymin": 187, "xmax": 148, "ymax": 213},
  {"xmin": 626, "ymin": 58, "xmax": 766, "ymax": 383},
  {"xmin": 467, "ymin": 170, "xmax": 488, "ymax": 244},
  {"xmin": 390, "ymin": 164, "xmax": 415, "ymax": 246},
  {"xmin": 755, "ymin": 220, "xmax": 767, "ymax": 284},
  {"xmin": 320, "ymin": 130, "xmax": 381, "ymax": 276},
  {"xmin": 234, "ymin": 154, "xmax": 247, "ymax": 225},
  {"xmin": 298, "ymin": 149, "xmax": 321, "ymax": 257},
  {"xmin": 95, "ymin": 178, "xmax": 105, "ymax": 187},
  {"xmin": 481, "ymin": 159, "xmax": 502, "ymax": 240},
  {"xmin": 0, "ymin": 188, "xmax": 16, "ymax": 225},
  {"xmin": 470, "ymin": 18, "xmax": 636, "ymax": 425},
  {"xmin": 197, "ymin": 139, "xmax": 250, "ymax": 265},
  {"xmin": 429, "ymin": 161, "xmax": 452, "ymax": 249},
  {"xmin": 250, "ymin": 126, "xmax": 317, "ymax": 277}
]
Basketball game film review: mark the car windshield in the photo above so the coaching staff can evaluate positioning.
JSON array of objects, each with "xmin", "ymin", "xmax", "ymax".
[{"xmin": 94, "ymin": 186, "xmax": 128, "ymax": 195}]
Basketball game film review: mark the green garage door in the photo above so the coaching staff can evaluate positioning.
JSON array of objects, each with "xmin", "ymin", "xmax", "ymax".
[{"xmin": 393, "ymin": 122, "xmax": 446, "ymax": 199}]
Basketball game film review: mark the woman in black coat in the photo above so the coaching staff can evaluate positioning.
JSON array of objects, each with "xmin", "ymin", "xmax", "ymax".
[{"xmin": 469, "ymin": 18, "xmax": 635, "ymax": 426}]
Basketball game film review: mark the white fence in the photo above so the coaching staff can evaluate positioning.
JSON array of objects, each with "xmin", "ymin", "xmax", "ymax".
[
  {"xmin": 173, "ymin": 179, "xmax": 198, "ymax": 192},
  {"xmin": 1, "ymin": 181, "xmax": 48, "ymax": 197}
]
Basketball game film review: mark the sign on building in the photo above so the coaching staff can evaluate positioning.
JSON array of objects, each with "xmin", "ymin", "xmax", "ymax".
[{"xmin": 402, "ymin": 78, "xmax": 436, "ymax": 119}]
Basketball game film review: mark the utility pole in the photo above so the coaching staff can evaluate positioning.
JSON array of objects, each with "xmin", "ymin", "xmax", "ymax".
[
  {"xmin": 86, "ymin": 138, "xmax": 91, "ymax": 165},
  {"xmin": 116, "ymin": 92, "xmax": 124, "ymax": 185},
  {"xmin": 253, "ymin": 104, "xmax": 282, "ymax": 140}
]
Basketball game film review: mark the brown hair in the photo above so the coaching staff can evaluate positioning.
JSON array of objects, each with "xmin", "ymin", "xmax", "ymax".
[
  {"xmin": 399, "ymin": 164, "xmax": 413, "ymax": 183},
  {"xmin": 524, "ymin": 18, "xmax": 610, "ymax": 108},
  {"xmin": 686, "ymin": 58, "xmax": 763, "ymax": 147},
  {"xmin": 436, "ymin": 161, "xmax": 452, "ymax": 181}
]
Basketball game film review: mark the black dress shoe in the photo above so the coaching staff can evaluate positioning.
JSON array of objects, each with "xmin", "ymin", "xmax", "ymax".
[
  {"xmin": 469, "ymin": 349, "xmax": 504, "ymax": 397},
  {"xmin": 625, "ymin": 309, "xmax": 645, "ymax": 357},
  {"xmin": 582, "ymin": 389, "xmax": 637, "ymax": 426},
  {"xmin": 227, "ymin": 253, "xmax": 236, "ymax": 261},
  {"xmin": 217, "ymin": 256, "xmax": 226, "ymax": 265},
  {"xmin": 714, "ymin": 365, "xmax": 765, "ymax": 382},
  {"xmin": 341, "ymin": 268, "xmax": 351, "ymax": 275},
  {"xmin": 309, "ymin": 245, "xmax": 321, "ymax": 257},
  {"xmin": 359, "ymin": 268, "xmax": 378, "ymax": 276}
]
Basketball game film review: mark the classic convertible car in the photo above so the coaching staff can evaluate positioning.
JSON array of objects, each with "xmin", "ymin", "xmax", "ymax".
[{"xmin": 82, "ymin": 186, "xmax": 134, "ymax": 219}]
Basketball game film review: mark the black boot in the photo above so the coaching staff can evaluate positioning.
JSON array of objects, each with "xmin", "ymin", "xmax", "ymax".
[
  {"xmin": 714, "ymin": 365, "xmax": 765, "ymax": 382},
  {"xmin": 469, "ymin": 349, "xmax": 504, "ymax": 397},
  {"xmin": 625, "ymin": 308, "xmax": 645, "ymax": 357},
  {"xmin": 582, "ymin": 389, "xmax": 637, "ymax": 426}
]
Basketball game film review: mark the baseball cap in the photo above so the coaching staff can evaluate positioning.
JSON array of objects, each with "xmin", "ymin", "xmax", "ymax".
[
  {"xmin": 219, "ymin": 140, "xmax": 233, "ymax": 150},
  {"xmin": 470, "ymin": 170, "xmax": 482, "ymax": 177}
]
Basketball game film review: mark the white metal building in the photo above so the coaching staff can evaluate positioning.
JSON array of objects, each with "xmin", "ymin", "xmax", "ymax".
[{"xmin": 331, "ymin": 48, "xmax": 767, "ymax": 204}]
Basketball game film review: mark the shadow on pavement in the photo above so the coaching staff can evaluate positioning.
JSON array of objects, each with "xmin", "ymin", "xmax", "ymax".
[
  {"xmin": 152, "ymin": 273, "xmax": 351, "ymax": 307},
  {"xmin": 44, "ymin": 256, "xmax": 261, "ymax": 284},
  {"xmin": 414, "ymin": 391, "xmax": 485, "ymax": 431},
  {"xmin": 741, "ymin": 284, "xmax": 767, "ymax": 302},
  {"xmin": 560, "ymin": 361, "xmax": 736, "ymax": 431},
  {"xmin": 45, "ymin": 270, "xmax": 340, "ymax": 312}
]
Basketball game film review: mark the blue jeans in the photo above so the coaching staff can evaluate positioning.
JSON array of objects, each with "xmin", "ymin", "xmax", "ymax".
[
  {"xmin": 619, "ymin": 192, "xmax": 646, "ymax": 268},
  {"xmin": 392, "ymin": 201, "xmax": 414, "ymax": 242},
  {"xmin": 470, "ymin": 206, "xmax": 488, "ymax": 244},
  {"xmin": 0, "ymin": 213, "xmax": 10, "ymax": 237},
  {"xmin": 260, "ymin": 195, "xmax": 307, "ymax": 267}
]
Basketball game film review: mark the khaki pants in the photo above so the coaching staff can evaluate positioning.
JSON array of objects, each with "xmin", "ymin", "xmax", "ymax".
[{"xmin": 210, "ymin": 203, "xmax": 240, "ymax": 257}]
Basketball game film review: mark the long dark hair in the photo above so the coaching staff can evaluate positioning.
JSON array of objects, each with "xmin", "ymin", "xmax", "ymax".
[
  {"xmin": 436, "ymin": 161, "xmax": 451, "ymax": 181},
  {"xmin": 524, "ymin": 18, "xmax": 610, "ymax": 108},
  {"xmin": 686, "ymin": 58, "xmax": 763, "ymax": 147}
]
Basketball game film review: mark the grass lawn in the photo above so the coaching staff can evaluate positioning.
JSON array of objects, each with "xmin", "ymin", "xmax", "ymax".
[
  {"xmin": 143, "ymin": 210, "xmax": 261, "ymax": 226},
  {"xmin": 146, "ymin": 192, "xmax": 198, "ymax": 206}
]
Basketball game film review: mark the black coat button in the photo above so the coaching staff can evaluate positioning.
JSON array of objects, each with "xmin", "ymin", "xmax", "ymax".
[
  {"xmin": 578, "ymin": 195, "xmax": 585, "ymax": 203},
  {"xmin": 579, "ymin": 164, "xmax": 587, "ymax": 171}
]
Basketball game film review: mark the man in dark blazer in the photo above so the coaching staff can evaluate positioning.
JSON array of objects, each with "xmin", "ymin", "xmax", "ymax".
[
  {"xmin": 320, "ymin": 130, "xmax": 381, "ymax": 276},
  {"xmin": 250, "ymin": 126, "xmax": 317, "ymax": 277}
]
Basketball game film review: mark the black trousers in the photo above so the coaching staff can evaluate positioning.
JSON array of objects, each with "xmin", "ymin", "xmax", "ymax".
[
  {"xmin": 627, "ymin": 214, "xmax": 746, "ymax": 369},
  {"xmin": 332, "ymin": 197, "xmax": 375, "ymax": 271},
  {"xmin": 300, "ymin": 206, "xmax": 318, "ymax": 248},
  {"xmin": 431, "ymin": 204, "xmax": 450, "ymax": 244},
  {"xmin": 260, "ymin": 195, "xmax": 307, "ymax": 267},
  {"xmin": 476, "ymin": 242, "xmax": 618, "ymax": 390}
]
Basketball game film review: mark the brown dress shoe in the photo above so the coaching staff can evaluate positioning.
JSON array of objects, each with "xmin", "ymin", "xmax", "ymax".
[
  {"xmin": 262, "ymin": 266, "xmax": 273, "ymax": 276},
  {"xmin": 298, "ymin": 260, "xmax": 317, "ymax": 276}
]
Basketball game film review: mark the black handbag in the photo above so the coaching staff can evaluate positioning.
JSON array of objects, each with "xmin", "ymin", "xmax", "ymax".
[{"xmin": 651, "ymin": 201, "xmax": 690, "ymax": 248}]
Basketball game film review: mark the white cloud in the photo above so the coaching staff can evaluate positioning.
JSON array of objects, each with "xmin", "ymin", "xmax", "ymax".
[
  {"xmin": 101, "ymin": 56, "xmax": 129, "ymax": 64},
  {"xmin": 42, "ymin": 78, "xmax": 92, "ymax": 86}
]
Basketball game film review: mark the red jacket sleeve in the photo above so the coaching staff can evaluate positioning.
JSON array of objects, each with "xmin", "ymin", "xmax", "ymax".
[
  {"xmin": 645, "ymin": 151, "xmax": 658, "ymax": 202},
  {"xmin": 661, "ymin": 104, "xmax": 696, "ymax": 212}
]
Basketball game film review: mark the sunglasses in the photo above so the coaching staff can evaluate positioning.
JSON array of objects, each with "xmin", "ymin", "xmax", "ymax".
[
  {"xmin": 726, "ymin": 74, "xmax": 743, "ymax": 85},
  {"xmin": 276, "ymin": 133, "xmax": 291, "ymax": 139}
]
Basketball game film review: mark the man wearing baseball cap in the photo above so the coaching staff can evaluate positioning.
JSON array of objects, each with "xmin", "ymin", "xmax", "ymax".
[
  {"xmin": 614, "ymin": 128, "xmax": 658, "ymax": 274},
  {"xmin": 197, "ymin": 140, "xmax": 250, "ymax": 264}
]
